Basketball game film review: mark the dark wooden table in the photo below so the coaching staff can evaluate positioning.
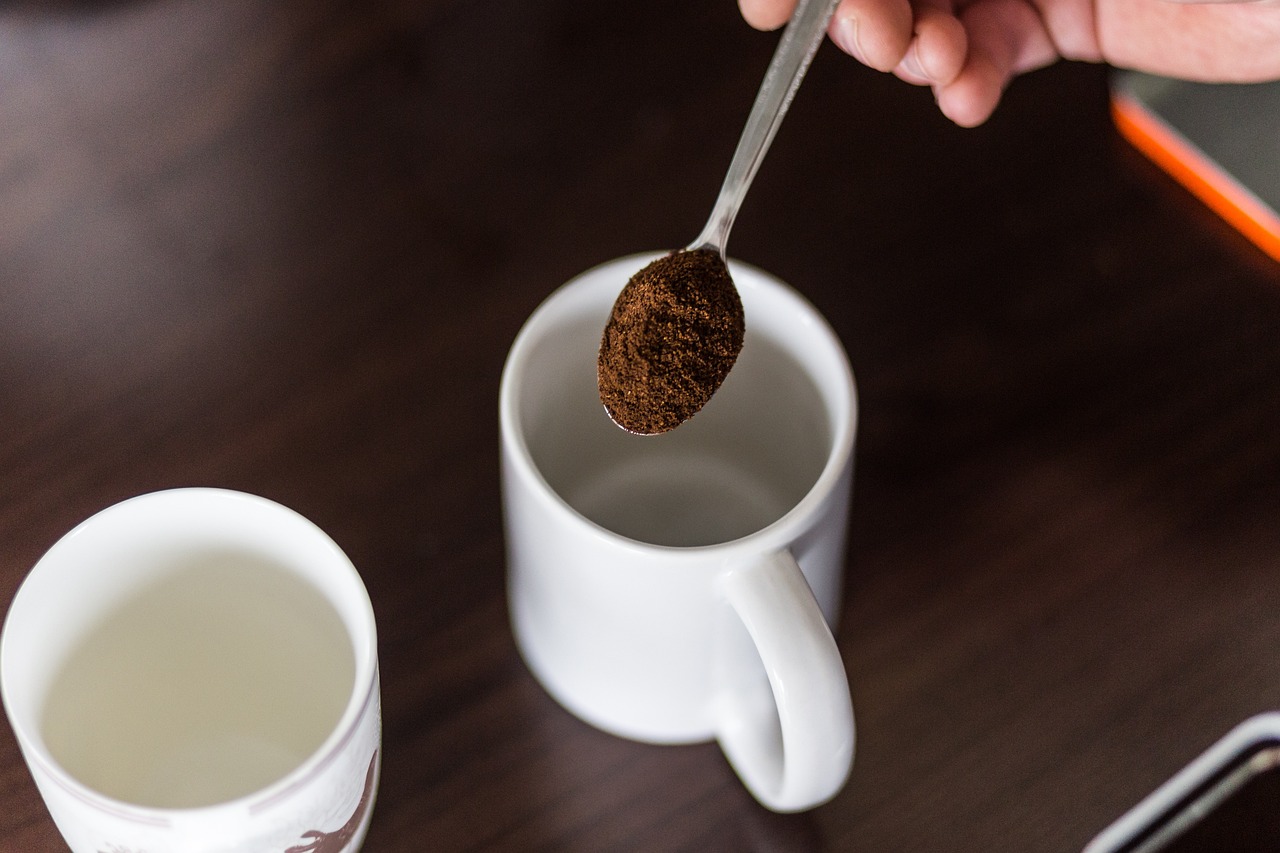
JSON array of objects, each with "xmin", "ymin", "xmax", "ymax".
[{"xmin": 2, "ymin": 1, "xmax": 1279, "ymax": 850}]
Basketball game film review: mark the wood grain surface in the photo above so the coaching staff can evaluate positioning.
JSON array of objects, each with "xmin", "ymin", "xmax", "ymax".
[{"xmin": 2, "ymin": 1, "xmax": 1279, "ymax": 850}]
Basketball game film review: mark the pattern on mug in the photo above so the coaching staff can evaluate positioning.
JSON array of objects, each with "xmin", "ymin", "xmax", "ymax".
[{"xmin": 284, "ymin": 751, "xmax": 378, "ymax": 853}]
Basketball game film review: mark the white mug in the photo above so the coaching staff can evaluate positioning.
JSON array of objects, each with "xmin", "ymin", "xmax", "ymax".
[
  {"xmin": 500, "ymin": 253, "xmax": 857, "ymax": 812},
  {"xmin": 1, "ymin": 488, "xmax": 381, "ymax": 853}
]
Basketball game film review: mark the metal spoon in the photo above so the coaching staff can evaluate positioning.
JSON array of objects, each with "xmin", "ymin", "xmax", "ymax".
[
  {"xmin": 689, "ymin": 0, "xmax": 841, "ymax": 259},
  {"xmin": 598, "ymin": 0, "xmax": 840, "ymax": 435}
]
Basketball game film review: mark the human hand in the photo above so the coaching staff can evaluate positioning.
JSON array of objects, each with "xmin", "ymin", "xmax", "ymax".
[{"xmin": 739, "ymin": 0, "xmax": 1280, "ymax": 126}]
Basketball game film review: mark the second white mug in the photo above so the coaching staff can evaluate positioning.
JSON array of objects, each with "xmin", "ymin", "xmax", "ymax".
[
  {"xmin": 501, "ymin": 253, "xmax": 857, "ymax": 812},
  {"xmin": 1, "ymin": 488, "xmax": 381, "ymax": 853}
]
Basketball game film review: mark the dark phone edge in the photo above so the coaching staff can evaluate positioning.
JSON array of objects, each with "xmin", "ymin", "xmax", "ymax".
[{"xmin": 1112, "ymin": 739, "xmax": 1280, "ymax": 853}]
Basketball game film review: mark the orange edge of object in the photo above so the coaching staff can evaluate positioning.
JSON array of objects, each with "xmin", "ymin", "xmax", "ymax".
[{"xmin": 1111, "ymin": 91, "xmax": 1280, "ymax": 263}]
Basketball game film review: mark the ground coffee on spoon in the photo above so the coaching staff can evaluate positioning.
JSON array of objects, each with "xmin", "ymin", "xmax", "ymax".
[{"xmin": 597, "ymin": 250, "xmax": 745, "ymax": 435}]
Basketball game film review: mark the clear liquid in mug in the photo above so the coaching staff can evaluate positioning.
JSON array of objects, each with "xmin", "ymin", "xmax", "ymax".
[{"xmin": 40, "ymin": 555, "xmax": 354, "ymax": 809}]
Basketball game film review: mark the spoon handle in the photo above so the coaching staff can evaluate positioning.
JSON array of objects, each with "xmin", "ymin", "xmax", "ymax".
[{"xmin": 690, "ymin": 0, "xmax": 841, "ymax": 255}]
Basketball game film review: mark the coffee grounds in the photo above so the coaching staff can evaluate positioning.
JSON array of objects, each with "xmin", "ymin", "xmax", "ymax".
[{"xmin": 597, "ymin": 249, "xmax": 745, "ymax": 435}]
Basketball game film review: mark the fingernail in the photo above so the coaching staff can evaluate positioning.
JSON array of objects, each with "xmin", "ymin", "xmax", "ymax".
[
  {"xmin": 900, "ymin": 42, "xmax": 929, "ymax": 81},
  {"xmin": 832, "ymin": 15, "xmax": 866, "ymax": 64}
]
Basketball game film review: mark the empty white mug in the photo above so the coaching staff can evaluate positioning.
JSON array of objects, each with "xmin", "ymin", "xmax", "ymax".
[
  {"xmin": 500, "ymin": 254, "xmax": 857, "ymax": 812},
  {"xmin": 1, "ymin": 488, "xmax": 381, "ymax": 852}
]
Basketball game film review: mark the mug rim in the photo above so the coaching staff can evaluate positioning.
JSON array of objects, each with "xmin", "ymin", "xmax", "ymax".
[
  {"xmin": 500, "ymin": 252, "xmax": 857, "ymax": 561},
  {"xmin": 0, "ymin": 487, "xmax": 380, "ymax": 823}
]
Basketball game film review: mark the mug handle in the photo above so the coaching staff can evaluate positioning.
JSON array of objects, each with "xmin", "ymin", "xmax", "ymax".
[{"xmin": 715, "ymin": 549, "xmax": 855, "ymax": 812}]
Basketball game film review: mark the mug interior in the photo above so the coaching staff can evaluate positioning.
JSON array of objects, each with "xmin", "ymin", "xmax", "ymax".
[{"xmin": 506, "ymin": 255, "xmax": 855, "ymax": 549}]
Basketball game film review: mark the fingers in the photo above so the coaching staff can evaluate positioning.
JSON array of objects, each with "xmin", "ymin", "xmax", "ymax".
[
  {"xmin": 893, "ymin": 4, "xmax": 967, "ymax": 85},
  {"xmin": 829, "ymin": 0, "xmax": 916, "ymax": 71},
  {"xmin": 933, "ymin": 0, "xmax": 1060, "ymax": 125},
  {"xmin": 744, "ymin": 0, "xmax": 965, "ymax": 84},
  {"xmin": 737, "ymin": 0, "xmax": 1083, "ymax": 127},
  {"xmin": 744, "ymin": 0, "xmax": 919, "ymax": 72},
  {"xmin": 739, "ymin": 0, "xmax": 798, "ymax": 30},
  {"xmin": 826, "ymin": 0, "xmax": 967, "ymax": 92}
]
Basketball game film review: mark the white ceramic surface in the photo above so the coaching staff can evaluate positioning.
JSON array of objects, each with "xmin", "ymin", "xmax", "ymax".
[
  {"xmin": 500, "ymin": 254, "xmax": 857, "ymax": 812},
  {"xmin": 1, "ymin": 488, "xmax": 381, "ymax": 853}
]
